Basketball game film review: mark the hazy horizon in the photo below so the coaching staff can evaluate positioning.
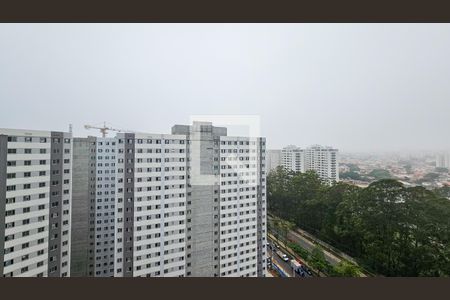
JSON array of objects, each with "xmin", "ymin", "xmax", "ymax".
[{"xmin": 1, "ymin": 24, "xmax": 450, "ymax": 153}]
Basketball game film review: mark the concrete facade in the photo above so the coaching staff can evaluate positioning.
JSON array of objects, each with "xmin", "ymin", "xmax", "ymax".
[
  {"xmin": 114, "ymin": 132, "xmax": 187, "ymax": 277},
  {"xmin": 173, "ymin": 122, "xmax": 267, "ymax": 277},
  {"xmin": 172, "ymin": 122, "xmax": 226, "ymax": 277},
  {"xmin": 0, "ymin": 128, "xmax": 72, "ymax": 277},
  {"xmin": 281, "ymin": 144, "xmax": 339, "ymax": 184},
  {"xmin": 70, "ymin": 137, "xmax": 94, "ymax": 277},
  {"xmin": 266, "ymin": 150, "xmax": 282, "ymax": 172}
]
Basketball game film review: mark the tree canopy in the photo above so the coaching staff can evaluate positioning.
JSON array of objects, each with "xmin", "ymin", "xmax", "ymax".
[
  {"xmin": 368, "ymin": 169, "xmax": 392, "ymax": 180},
  {"xmin": 267, "ymin": 166, "xmax": 450, "ymax": 276}
]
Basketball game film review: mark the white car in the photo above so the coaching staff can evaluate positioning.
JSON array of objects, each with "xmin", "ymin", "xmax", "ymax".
[{"xmin": 281, "ymin": 254, "xmax": 289, "ymax": 262}]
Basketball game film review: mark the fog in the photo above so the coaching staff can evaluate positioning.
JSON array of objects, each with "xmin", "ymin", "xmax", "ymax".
[{"xmin": 1, "ymin": 24, "xmax": 450, "ymax": 152}]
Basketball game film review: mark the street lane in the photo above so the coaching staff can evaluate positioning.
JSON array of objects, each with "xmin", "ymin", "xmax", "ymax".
[
  {"xmin": 287, "ymin": 230, "xmax": 341, "ymax": 266},
  {"xmin": 268, "ymin": 215, "xmax": 341, "ymax": 267},
  {"xmin": 267, "ymin": 241, "xmax": 305, "ymax": 278}
]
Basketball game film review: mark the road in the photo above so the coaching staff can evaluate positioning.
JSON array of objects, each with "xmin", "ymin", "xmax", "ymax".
[
  {"xmin": 268, "ymin": 215, "xmax": 341, "ymax": 267},
  {"xmin": 287, "ymin": 230, "xmax": 341, "ymax": 267},
  {"xmin": 267, "ymin": 241, "xmax": 310, "ymax": 278}
]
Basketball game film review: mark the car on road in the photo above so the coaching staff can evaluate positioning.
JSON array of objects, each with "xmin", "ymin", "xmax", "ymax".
[
  {"xmin": 276, "ymin": 250, "xmax": 290, "ymax": 262},
  {"xmin": 301, "ymin": 266, "xmax": 313, "ymax": 276},
  {"xmin": 297, "ymin": 268, "xmax": 306, "ymax": 277}
]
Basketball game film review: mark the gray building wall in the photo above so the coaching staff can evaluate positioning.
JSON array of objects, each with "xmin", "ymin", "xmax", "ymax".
[
  {"xmin": 256, "ymin": 138, "xmax": 267, "ymax": 277},
  {"xmin": 48, "ymin": 132, "xmax": 64, "ymax": 277},
  {"xmin": 0, "ymin": 135, "xmax": 8, "ymax": 276},
  {"xmin": 267, "ymin": 149, "xmax": 281, "ymax": 172},
  {"xmin": 70, "ymin": 137, "xmax": 95, "ymax": 276},
  {"xmin": 172, "ymin": 122, "xmax": 227, "ymax": 277},
  {"xmin": 123, "ymin": 133, "xmax": 135, "ymax": 277}
]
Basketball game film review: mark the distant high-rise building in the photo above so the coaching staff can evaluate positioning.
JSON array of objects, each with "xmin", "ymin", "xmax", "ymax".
[
  {"xmin": 280, "ymin": 144, "xmax": 339, "ymax": 183},
  {"xmin": 281, "ymin": 145, "xmax": 305, "ymax": 173},
  {"xmin": 305, "ymin": 145, "xmax": 339, "ymax": 183},
  {"xmin": 0, "ymin": 128, "xmax": 72, "ymax": 277},
  {"xmin": 267, "ymin": 150, "xmax": 282, "ymax": 172},
  {"xmin": 436, "ymin": 152, "xmax": 450, "ymax": 169}
]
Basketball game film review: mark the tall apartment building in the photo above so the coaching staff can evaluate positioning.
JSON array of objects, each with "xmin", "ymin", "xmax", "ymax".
[
  {"xmin": 281, "ymin": 145, "xmax": 305, "ymax": 173},
  {"xmin": 218, "ymin": 136, "xmax": 267, "ymax": 277},
  {"xmin": 281, "ymin": 144, "xmax": 339, "ymax": 183},
  {"xmin": 172, "ymin": 122, "xmax": 225, "ymax": 277},
  {"xmin": 113, "ymin": 132, "xmax": 187, "ymax": 277},
  {"xmin": 69, "ymin": 121, "xmax": 267, "ymax": 278},
  {"xmin": 305, "ymin": 145, "xmax": 339, "ymax": 183},
  {"xmin": 0, "ymin": 128, "xmax": 72, "ymax": 277},
  {"xmin": 172, "ymin": 122, "xmax": 267, "ymax": 277},
  {"xmin": 266, "ymin": 150, "xmax": 281, "ymax": 172},
  {"xmin": 71, "ymin": 137, "xmax": 116, "ymax": 277}
]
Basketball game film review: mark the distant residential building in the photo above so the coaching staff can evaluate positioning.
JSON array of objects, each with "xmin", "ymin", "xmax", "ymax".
[
  {"xmin": 281, "ymin": 145, "xmax": 305, "ymax": 173},
  {"xmin": 0, "ymin": 128, "xmax": 72, "ymax": 277},
  {"xmin": 266, "ymin": 150, "xmax": 282, "ymax": 172},
  {"xmin": 281, "ymin": 144, "xmax": 339, "ymax": 183},
  {"xmin": 305, "ymin": 145, "xmax": 339, "ymax": 183},
  {"xmin": 436, "ymin": 152, "xmax": 450, "ymax": 169}
]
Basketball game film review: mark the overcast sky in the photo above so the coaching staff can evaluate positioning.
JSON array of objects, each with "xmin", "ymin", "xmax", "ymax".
[{"xmin": 1, "ymin": 24, "xmax": 450, "ymax": 152}]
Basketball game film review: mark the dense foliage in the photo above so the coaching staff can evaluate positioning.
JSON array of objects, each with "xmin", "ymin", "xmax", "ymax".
[
  {"xmin": 368, "ymin": 168, "xmax": 392, "ymax": 179},
  {"xmin": 268, "ymin": 166, "xmax": 450, "ymax": 276},
  {"xmin": 340, "ymin": 171, "xmax": 364, "ymax": 181},
  {"xmin": 288, "ymin": 242, "xmax": 362, "ymax": 277},
  {"xmin": 435, "ymin": 167, "xmax": 449, "ymax": 173}
]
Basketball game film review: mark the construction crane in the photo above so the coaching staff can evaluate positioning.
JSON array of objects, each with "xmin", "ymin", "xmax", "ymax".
[{"xmin": 84, "ymin": 122, "xmax": 131, "ymax": 137}]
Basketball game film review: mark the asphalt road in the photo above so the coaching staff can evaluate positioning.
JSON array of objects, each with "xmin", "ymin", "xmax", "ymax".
[
  {"xmin": 287, "ymin": 230, "xmax": 341, "ymax": 266},
  {"xmin": 267, "ymin": 241, "xmax": 309, "ymax": 278},
  {"xmin": 268, "ymin": 215, "xmax": 342, "ymax": 267}
]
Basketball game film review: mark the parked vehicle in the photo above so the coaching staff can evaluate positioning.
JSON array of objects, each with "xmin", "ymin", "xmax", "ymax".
[
  {"xmin": 301, "ymin": 265, "xmax": 313, "ymax": 276},
  {"xmin": 276, "ymin": 250, "xmax": 289, "ymax": 262},
  {"xmin": 290, "ymin": 259, "xmax": 302, "ymax": 273}
]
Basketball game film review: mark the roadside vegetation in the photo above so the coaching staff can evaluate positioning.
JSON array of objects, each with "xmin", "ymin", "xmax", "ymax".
[
  {"xmin": 268, "ymin": 166, "xmax": 450, "ymax": 277},
  {"xmin": 269, "ymin": 218, "xmax": 364, "ymax": 277}
]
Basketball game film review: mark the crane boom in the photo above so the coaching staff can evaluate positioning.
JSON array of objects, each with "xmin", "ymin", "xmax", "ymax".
[{"xmin": 84, "ymin": 122, "xmax": 131, "ymax": 137}]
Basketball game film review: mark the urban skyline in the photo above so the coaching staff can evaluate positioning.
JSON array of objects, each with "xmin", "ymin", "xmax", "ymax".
[{"xmin": 1, "ymin": 23, "xmax": 450, "ymax": 279}]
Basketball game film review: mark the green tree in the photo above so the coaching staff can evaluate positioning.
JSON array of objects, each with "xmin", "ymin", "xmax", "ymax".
[
  {"xmin": 435, "ymin": 167, "xmax": 449, "ymax": 173},
  {"xmin": 332, "ymin": 261, "xmax": 361, "ymax": 277},
  {"xmin": 368, "ymin": 169, "xmax": 392, "ymax": 180},
  {"xmin": 267, "ymin": 167, "xmax": 450, "ymax": 276},
  {"xmin": 310, "ymin": 246, "xmax": 331, "ymax": 275},
  {"xmin": 280, "ymin": 220, "xmax": 294, "ymax": 245},
  {"xmin": 348, "ymin": 164, "xmax": 360, "ymax": 172},
  {"xmin": 288, "ymin": 243, "xmax": 310, "ymax": 261},
  {"xmin": 341, "ymin": 171, "xmax": 362, "ymax": 181}
]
